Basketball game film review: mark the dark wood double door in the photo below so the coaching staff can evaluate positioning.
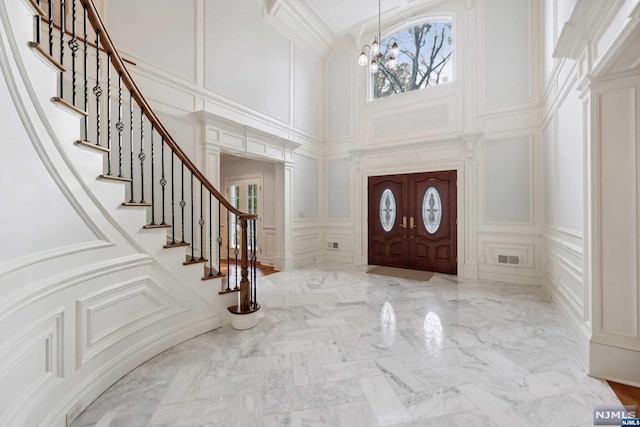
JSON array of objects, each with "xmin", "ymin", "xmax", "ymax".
[{"xmin": 368, "ymin": 170, "xmax": 457, "ymax": 274}]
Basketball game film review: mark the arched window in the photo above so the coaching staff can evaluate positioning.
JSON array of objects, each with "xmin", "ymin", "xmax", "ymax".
[{"xmin": 372, "ymin": 18, "xmax": 453, "ymax": 100}]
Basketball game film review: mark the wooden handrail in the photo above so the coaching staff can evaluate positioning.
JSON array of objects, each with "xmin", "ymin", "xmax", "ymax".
[
  {"xmin": 79, "ymin": 0, "xmax": 255, "ymax": 220},
  {"xmin": 40, "ymin": 17, "xmax": 137, "ymax": 66}
]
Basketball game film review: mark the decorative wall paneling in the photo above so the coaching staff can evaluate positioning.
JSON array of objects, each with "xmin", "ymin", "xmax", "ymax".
[{"xmin": 0, "ymin": 2, "xmax": 235, "ymax": 425}]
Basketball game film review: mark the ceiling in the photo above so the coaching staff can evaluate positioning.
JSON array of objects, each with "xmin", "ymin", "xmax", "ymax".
[
  {"xmin": 303, "ymin": 0, "xmax": 438, "ymax": 36},
  {"xmin": 304, "ymin": 0, "xmax": 405, "ymax": 34}
]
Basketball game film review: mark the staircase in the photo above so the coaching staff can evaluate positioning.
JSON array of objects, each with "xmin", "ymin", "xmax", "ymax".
[{"xmin": 0, "ymin": 0, "xmax": 259, "ymax": 425}]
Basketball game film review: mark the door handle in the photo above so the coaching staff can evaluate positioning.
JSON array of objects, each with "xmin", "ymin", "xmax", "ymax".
[
  {"xmin": 400, "ymin": 216, "xmax": 407, "ymax": 229},
  {"xmin": 409, "ymin": 216, "xmax": 416, "ymax": 229}
]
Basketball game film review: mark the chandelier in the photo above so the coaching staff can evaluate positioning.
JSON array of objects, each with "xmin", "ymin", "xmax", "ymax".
[{"xmin": 358, "ymin": 0, "xmax": 399, "ymax": 73}]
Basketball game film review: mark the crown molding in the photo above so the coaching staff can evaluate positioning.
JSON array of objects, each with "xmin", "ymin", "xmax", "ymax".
[{"xmin": 263, "ymin": 0, "xmax": 334, "ymax": 58}]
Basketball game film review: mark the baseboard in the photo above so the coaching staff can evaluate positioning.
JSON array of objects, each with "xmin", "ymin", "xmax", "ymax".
[
  {"xmin": 590, "ymin": 341, "xmax": 640, "ymax": 388},
  {"xmin": 478, "ymin": 270, "xmax": 542, "ymax": 286},
  {"xmin": 542, "ymin": 281, "xmax": 591, "ymax": 369},
  {"xmin": 39, "ymin": 313, "xmax": 222, "ymax": 427}
]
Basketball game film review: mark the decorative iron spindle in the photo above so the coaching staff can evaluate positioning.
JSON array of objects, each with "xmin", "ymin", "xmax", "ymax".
[
  {"xmin": 35, "ymin": 0, "xmax": 41, "ymax": 45},
  {"xmin": 116, "ymin": 73, "xmax": 123, "ymax": 177},
  {"xmin": 252, "ymin": 219, "xmax": 257, "ymax": 307},
  {"xmin": 190, "ymin": 173, "xmax": 195, "ymax": 261},
  {"xmin": 59, "ymin": 0, "xmax": 65, "ymax": 99},
  {"xmin": 180, "ymin": 163, "xmax": 186, "ymax": 243},
  {"xmin": 47, "ymin": 0, "xmax": 53, "ymax": 56},
  {"xmin": 208, "ymin": 193, "xmax": 214, "ymax": 276},
  {"xmin": 83, "ymin": 6, "xmax": 88, "ymax": 139},
  {"xmin": 139, "ymin": 110, "xmax": 146, "ymax": 203},
  {"xmin": 199, "ymin": 183, "xmax": 204, "ymax": 260},
  {"xmin": 150, "ymin": 123, "xmax": 155, "ymax": 225},
  {"xmin": 226, "ymin": 211, "xmax": 231, "ymax": 291},
  {"xmin": 160, "ymin": 138, "xmax": 166, "ymax": 225},
  {"xmin": 170, "ymin": 153, "xmax": 176, "ymax": 244},
  {"xmin": 234, "ymin": 228, "xmax": 239, "ymax": 290},
  {"xmin": 94, "ymin": 30, "xmax": 102, "ymax": 147},
  {"xmin": 106, "ymin": 53, "xmax": 112, "ymax": 175},
  {"xmin": 69, "ymin": 0, "xmax": 78, "ymax": 106},
  {"xmin": 128, "ymin": 91, "xmax": 134, "ymax": 202},
  {"xmin": 217, "ymin": 200, "xmax": 223, "ymax": 277}
]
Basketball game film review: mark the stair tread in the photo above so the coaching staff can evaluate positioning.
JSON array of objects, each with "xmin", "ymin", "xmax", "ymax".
[
  {"xmin": 184, "ymin": 256, "xmax": 208, "ymax": 266},
  {"xmin": 52, "ymin": 97, "xmax": 88, "ymax": 117},
  {"xmin": 143, "ymin": 223, "xmax": 171, "ymax": 229},
  {"xmin": 99, "ymin": 174, "xmax": 132, "ymax": 183},
  {"xmin": 122, "ymin": 202, "xmax": 152, "ymax": 207},
  {"xmin": 203, "ymin": 266, "xmax": 224, "ymax": 282},
  {"xmin": 164, "ymin": 241, "xmax": 190, "ymax": 249},
  {"xmin": 75, "ymin": 140, "xmax": 109, "ymax": 153},
  {"xmin": 28, "ymin": 42, "xmax": 66, "ymax": 72}
]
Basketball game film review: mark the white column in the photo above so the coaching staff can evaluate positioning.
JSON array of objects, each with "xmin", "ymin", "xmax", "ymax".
[
  {"xmin": 463, "ymin": 137, "xmax": 479, "ymax": 279},
  {"xmin": 275, "ymin": 161, "xmax": 294, "ymax": 271}
]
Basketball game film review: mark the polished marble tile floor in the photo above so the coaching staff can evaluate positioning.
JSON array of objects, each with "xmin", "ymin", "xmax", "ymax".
[{"xmin": 72, "ymin": 264, "xmax": 620, "ymax": 426}]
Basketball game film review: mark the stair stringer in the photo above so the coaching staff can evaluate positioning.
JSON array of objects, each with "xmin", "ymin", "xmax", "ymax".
[{"xmin": 0, "ymin": 1, "xmax": 236, "ymax": 426}]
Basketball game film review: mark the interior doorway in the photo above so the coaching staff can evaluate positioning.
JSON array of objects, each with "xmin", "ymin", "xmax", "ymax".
[
  {"xmin": 226, "ymin": 176, "xmax": 262, "ymax": 261},
  {"xmin": 368, "ymin": 170, "xmax": 457, "ymax": 274}
]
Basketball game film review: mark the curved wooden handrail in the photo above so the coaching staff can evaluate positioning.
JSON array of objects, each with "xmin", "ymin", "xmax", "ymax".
[{"xmin": 79, "ymin": 0, "xmax": 256, "ymax": 220}]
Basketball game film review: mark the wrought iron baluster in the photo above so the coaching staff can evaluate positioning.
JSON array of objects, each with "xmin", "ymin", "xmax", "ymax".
[
  {"xmin": 190, "ymin": 173, "xmax": 195, "ymax": 261},
  {"xmin": 252, "ymin": 219, "xmax": 257, "ymax": 307},
  {"xmin": 226, "ymin": 211, "xmax": 231, "ymax": 291},
  {"xmin": 106, "ymin": 52, "xmax": 112, "ymax": 175},
  {"xmin": 69, "ymin": 0, "xmax": 78, "ymax": 106},
  {"xmin": 170, "ymin": 153, "xmax": 176, "ymax": 244},
  {"xmin": 160, "ymin": 137, "xmax": 166, "ymax": 225},
  {"xmin": 116, "ymin": 73, "xmax": 123, "ymax": 177},
  {"xmin": 35, "ymin": 0, "xmax": 41, "ymax": 45},
  {"xmin": 94, "ymin": 29, "xmax": 102, "ymax": 147},
  {"xmin": 209, "ymin": 193, "xmax": 213, "ymax": 276},
  {"xmin": 82, "ymin": 5, "xmax": 88, "ymax": 139},
  {"xmin": 150, "ymin": 123, "xmax": 155, "ymax": 224},
  {"xmin": 47, "ymin": 0, "xmax": 53, "ymax": 56},
  {"xmin": 128, "ymin": 91, "xmax": 135, "ymax": 202},
  {"xmin": 59, "ymin": 0, "xmax": 65, "ymax": 99},
  {"xmin": 217, "ymin": 200, "xmax": 222, "ymax": 277},
  {"xmin": 139, "ymin": 110, "xmax": 146, "ymax": 203},
  {"xmin": 180, "ymin": 163, "xmax": 186, "ymax": 243},
  {"xmin": 199, "ymin": 182, "xmax": 204, "ymax": 260},
  {"xmin": 234, "ymin": 221, "xmax": 239, "ymax": 290}
]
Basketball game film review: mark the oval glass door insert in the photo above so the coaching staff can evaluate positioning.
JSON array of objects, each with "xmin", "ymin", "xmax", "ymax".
[
  {"xmin": 379, "ymin": 189, "xmax": 396, "ymax": 232},
  {"xmin": 422, "ymin": 187, "xmax": 442, "ymax": 234}
]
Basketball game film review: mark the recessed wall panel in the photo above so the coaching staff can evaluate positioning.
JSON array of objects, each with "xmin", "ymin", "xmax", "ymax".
[
  {"xmin": 294, "ymin": 154, "xmax": 319, "ymax": 219},
  {"xmin": 484, "ymin": 137, "xmax": 531, "ymax": 223},
  {"xmin": 326, "ymin": 159, "xmax": 351, "ymax": 219},
  {"xmin": 599, "ymin": 87, "xmax": 638, "ymax": 337},
  {"xmin": 484, "ymin": 0, "xmax": 532, "ymax": 108}
]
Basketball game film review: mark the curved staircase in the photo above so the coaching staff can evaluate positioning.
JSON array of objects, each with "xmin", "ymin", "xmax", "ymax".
[{"xmin": 0, "ymin": 0, "xmax": 259, "ymax": 425}]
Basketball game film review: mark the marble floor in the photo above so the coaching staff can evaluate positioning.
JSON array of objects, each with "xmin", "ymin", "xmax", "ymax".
[{"xmin": 72, "ymin": 264, "xmax": 620, "ymax": 427}]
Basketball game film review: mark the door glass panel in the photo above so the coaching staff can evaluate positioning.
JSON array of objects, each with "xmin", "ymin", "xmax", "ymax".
[
  {"xmin": 230, "ymin": 185, "xmax": 239, "ymax": 248},
  {"xmin": 379, "ymin": 189, "xmax": 396, "ymax": 232},
  {"xmin": 422, "ymin": 187, "xmax": 442, "ymax": 234}
]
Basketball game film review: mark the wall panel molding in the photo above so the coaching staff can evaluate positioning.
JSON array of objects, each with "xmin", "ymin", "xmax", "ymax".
[{"xmin": 76, "ymin": 277, "xmax": 187, "ymax": 367}]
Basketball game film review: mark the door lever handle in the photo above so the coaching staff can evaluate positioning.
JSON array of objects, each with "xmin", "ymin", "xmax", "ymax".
[
  {"xmin": 400, "ymin": 216, "xmax": 407, "ymax": 229},
  {"xmin": 410, "ymin": 216, "xmax": 416, "ymax": 229}
]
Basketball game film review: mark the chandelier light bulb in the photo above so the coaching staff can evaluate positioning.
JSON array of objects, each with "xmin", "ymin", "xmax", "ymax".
[
  {"xmin": 388, "ymin": 55, "xmax": 397, "ymax": 68},
  {"xmin": 392, "ymin": 42, "xmax": 399, "ymax": 57},
  {"xmin": 358, "ymin": 51, "xmax": 368, "ymax": 66},
  {"xmin": 371, "ymin": 59, "xmax": 379, "ymax": 73},
  {"xmin": 372, "ymin": 38, "xmax": 380, "ymax": 56}
]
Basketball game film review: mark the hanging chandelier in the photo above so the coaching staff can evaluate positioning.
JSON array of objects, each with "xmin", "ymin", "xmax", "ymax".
[{"xmin": 358, "ymin": 0, "xmax": 399, "ymax": 73}]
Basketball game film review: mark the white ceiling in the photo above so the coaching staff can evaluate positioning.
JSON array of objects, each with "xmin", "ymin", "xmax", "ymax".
[{"xmin": 304, "ymin": 0, "xmax": 408, "ymax": 34}]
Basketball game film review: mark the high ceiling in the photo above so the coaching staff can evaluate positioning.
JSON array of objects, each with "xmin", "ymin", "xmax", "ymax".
[{"xmin": 304, "ymin": 0, "xmax": 408, "ymax": 34}]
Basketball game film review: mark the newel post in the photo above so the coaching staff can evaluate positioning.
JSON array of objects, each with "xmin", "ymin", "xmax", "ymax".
[{"xmin": 239, "ymin": 215, "xmax": 251, "ymax": 311}]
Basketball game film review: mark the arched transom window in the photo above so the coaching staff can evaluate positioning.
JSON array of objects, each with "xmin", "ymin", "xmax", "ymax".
[{"xmin": 373, "ymin": 18, "xmax": 453, "ymax": 99}]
